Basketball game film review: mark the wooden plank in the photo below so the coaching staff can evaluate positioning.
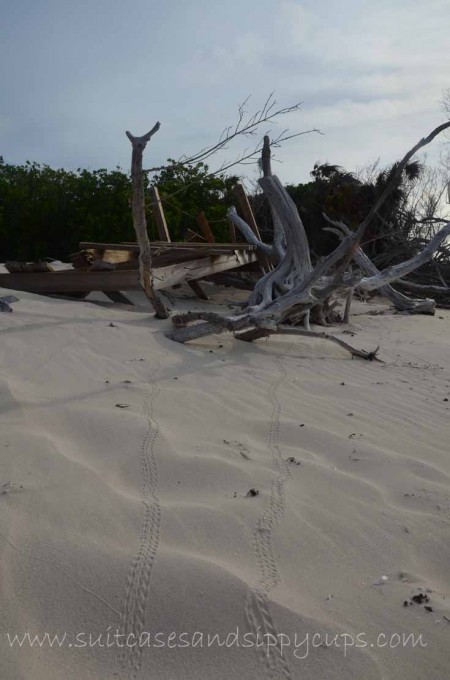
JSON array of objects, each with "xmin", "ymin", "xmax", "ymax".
[
  {"xmin": 79, "ymin": 241, "xmax": 256, "ymax": 251},
  {"xmin": 187, "ymin": 280, "xmax": 209, "ymax": 300},
  {"xmin": 149, "ymin": 186, "xmax": 171, "ymax": 241},
  {"xmin": 90, "ymin": 249, "xmax": 138, "ymax": 264},
  {"xmin": 80, "ymin": 246, "xmax": 255, "ymax": 269},
  {"xmin": 0, "ymin": 252, "xmax": 258, "ymax": 294},
  {"xmin": 0, "ymin": 270, "xmax": 142, "ymax": 294},
  {"xmin": 149, "ymin": 242, "xmax": 256, "ymax": 250},
  {"xmin": 80, "ymin": 242, "xmax": 140, "ymax": 252},
  {"xmin": 196, "ymin": 211, "xmax": 215, "ymax": 243},
  {"xmin": 103, "ymin": 291, "xmax": 134, "ymax": 305},
  {"xmin": 152, "ymin": 251, "xmax": 256, "ymax": 289},
  {"xmin": 80, "ymin": 248, "xmax": 256, "ymax": 274},
  {"xmin": 0, "ymin": 270, "xmax": 141, "ymax": 294}
]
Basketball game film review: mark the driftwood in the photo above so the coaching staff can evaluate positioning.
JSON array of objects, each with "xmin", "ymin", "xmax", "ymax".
[
  {"xmin": 355, "ymin": 222, "xmax": 450, "ymax": 291},
  {"xmin": 276, "ymin": 327, "xmax": 381, "ymax": 361},
  {"xmin": 393, "ymin": 279, "xmax": 450, "ymax": 296},
  {"xmin": 324, "ymin": 218, "xmax": 437, "ymax": 315},
  {"xmin": 236, "ymin": 326, "xmax": 381, "ymax": 361},
  {"xmin": 170, "ymin": 122, "xmax": 450, "ymax": 344},
  {"xmin": 171, "ymin": 312, "xmax": 379, "ymax": 360},
  {"xmin": 126, "ymin": 124, "xmax": 169, "ymax": 318}
]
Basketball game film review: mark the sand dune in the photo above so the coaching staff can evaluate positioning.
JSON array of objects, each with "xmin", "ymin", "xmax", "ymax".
[{"xmin": 1, "ymin": 286, "xmax": 449, "ymax": 679}]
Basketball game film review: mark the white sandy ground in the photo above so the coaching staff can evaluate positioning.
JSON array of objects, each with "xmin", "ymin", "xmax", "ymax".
[{"xmin": 0, "ymin": 283, "xmax": 449, "ymax": 680}]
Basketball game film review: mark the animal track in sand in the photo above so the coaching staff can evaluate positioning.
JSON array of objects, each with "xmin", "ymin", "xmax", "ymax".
[
  {"xmin": 245, "ymin": 352, "xmax": 294, "ymax": 680},
  {"xmin": 117, "ymin": 360, "xmax": 163, "ymax": 679}
]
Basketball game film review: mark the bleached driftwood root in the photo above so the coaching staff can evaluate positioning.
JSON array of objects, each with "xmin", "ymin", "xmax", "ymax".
[
  {"xmin": 356, "ymin": 222, "xmax": 450, "ymax": 291},
  {"xmin": 170, "ymin": 122, "xmax": 450, "ymax": 345},
  {"xmin": 237, "ymin": 326, "xmax": 381, "ymax": 361},
  {"xmin": 170, "ymin": 214, "xmax": 450, "ymax": 343},
  {"xmin": 324, "ymin": 218, "xmax": 436, "ymax": 315},
  {"xmin": 171, "ymin": 312, "xmax": 380, "ymax": 360},
  {"xmin": 393, "ymin": 279, "xmax": 450, "ymax": 296}
]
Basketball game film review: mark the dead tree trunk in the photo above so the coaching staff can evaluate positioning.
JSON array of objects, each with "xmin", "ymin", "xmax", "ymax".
[
  {"xmin": 229, "ymin": 137, "xmax": 312, "ymax": 327},
  {"xmin": 126, "ymin": 124, "xmax": 169, "ymax": 319}
]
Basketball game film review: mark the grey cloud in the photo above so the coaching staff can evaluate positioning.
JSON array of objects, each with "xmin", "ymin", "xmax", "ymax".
[{"xmin": 1, "ymin": 0, "xmax": 448, "ymax": 182}]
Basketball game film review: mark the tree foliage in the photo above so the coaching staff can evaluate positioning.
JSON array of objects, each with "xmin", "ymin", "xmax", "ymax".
[
  {"xmin": 0, "ymin": 158, "xmax": 134, "ymax": 261},
  {"xmin": 0, "ymin": 152, "xmax": 446, "ymax": 269},
  {"xmin": 0, "ymin": 158, "xmax": 238, "ymax": 261}
]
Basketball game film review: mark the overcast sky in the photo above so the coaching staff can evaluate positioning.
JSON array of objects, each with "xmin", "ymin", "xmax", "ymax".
[{"xmin": 1, "ymin": 0, "xmax": 449, "ymax": 184}]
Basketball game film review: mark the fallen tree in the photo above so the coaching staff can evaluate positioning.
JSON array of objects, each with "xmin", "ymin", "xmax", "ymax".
[
  {"xmin": 170, "ymin": 122, "xmax": 450, "ymax": 350},
  {"xmin": 323, "ymin": 217, "xmax": 437, "ymax": 315}
]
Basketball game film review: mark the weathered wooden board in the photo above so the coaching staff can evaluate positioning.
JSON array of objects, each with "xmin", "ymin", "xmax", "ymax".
[
  {"xmin": 152, "ymin": 251, "xmax": 256, "ymax": 289},
  {"xmin": 88, "ymin": 249, "xmax": 139, "ymax": 264},
  {"xmin": 0, "ymin": 269, "xmax": 142, "ymax": 294},
  {"xmin": 187, "ymin": 280, "xmax": 209, "ymax": 300},
  {"xmin": 149, "ymin": 186, "xmax": 171, "ymax": 242},
  {"xmin": 103, "ymin": 291, "xmax": 134, "ymax": 304},
  {"xmin": 78, "ymin": 242, "xmax": 257, "ymax": 270},
  {"xmin": 196, "ymin": 211, "xmax": 215, "ymax": 243},
  {"xmin": 79, "ymin": 241, "xmax": 256, "ymax": 251},
  {"xmin": 0, "ymin": 251, "xmax": 257, "ymax": 294}
]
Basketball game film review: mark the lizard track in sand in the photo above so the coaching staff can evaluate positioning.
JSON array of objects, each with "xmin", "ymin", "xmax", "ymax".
[
  {"xmin": 246, "ymin": 353, "xmax": 294, "ymax": 680},
  {"xmin": 118, "ymin": 360, "xmax": 162, "ymax": 679}
]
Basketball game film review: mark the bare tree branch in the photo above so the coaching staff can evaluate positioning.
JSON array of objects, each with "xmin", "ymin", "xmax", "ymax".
[
  {"xmin": 323, "ymin": 216, "xmax": 436, "ymax": 314},
  {"xmin": 227, "ymin": 207, "xmax": 274, "ymax": 256},
  {"xmin": 359, "ymin": 221, "xmax": 450, "ymax": 291}
]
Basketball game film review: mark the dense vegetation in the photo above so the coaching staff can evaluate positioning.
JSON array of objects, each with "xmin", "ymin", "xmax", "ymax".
[
  {"xmin": 0, "ymin": 159, "xmax": 133, "ymax": 262},
  {"xmin": 253, "ymin": 160, "xmax": 425, "ymax": 267},
  {"xmin": 0, "ymin": 158, "xmax": 237, "ymax": 262},
  {"xmin": 0, "ymin": 154, "xmax": 439, "ymax": 267}
]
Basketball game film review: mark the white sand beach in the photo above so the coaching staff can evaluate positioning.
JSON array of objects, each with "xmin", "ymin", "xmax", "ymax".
[{"xmin": 1, "ymin": 285, "xmax": 449, "ymax": 679}]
